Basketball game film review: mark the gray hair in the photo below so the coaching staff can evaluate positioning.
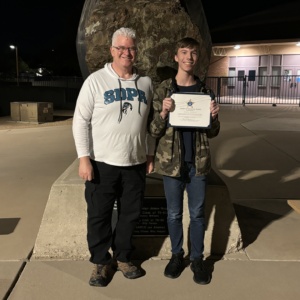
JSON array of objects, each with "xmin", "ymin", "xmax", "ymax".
[{"xmin": 111, "ymin": 27, "xmax": 137, "ymax": 46}]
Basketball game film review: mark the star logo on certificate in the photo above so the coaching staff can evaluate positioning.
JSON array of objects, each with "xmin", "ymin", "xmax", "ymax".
[{"xmin": 186, "ymin": 99, "xmax": 194, "ymax": 108}]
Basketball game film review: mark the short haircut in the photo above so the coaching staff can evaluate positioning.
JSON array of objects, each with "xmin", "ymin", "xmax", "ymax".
[
  {"xmin": 175, "ymin": 37, "xmax": 200, "ymax": 54},
  {"xmin": 111, "ymin": 27, "xmax": 137, "ymax": 46}
]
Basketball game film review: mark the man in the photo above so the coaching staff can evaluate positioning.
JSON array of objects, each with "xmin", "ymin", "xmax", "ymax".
[
  {"xmin": 72, "ymin": 27, "xmax": 155, "ymax": 287},
  {"xmin": 149, "ymin": 37, "xmax": 220, "ymax": 285}
]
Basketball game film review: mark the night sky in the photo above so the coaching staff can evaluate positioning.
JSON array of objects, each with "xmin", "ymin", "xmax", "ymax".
[
  {"xmin": 0, "ymin": 0, "xmax": 85, "ymax": 76},
  {"xmin": 202, "ymin": 0, "xmax": 300, "ymax": 44},
  {"xmin": 0, "ymin": 0, "xmax": 298, "ymax": 77}
]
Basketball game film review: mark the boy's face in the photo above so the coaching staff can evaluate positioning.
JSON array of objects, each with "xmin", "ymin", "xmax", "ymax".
[{"xmin": 174, "ymin": 46, "xmax": 198, "ymax": 73}]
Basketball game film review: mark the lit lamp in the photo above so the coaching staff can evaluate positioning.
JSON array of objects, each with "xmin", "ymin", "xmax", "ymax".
[{"xmin": 9, "ymin": 45, "xmax": 19, "ymax": 86}]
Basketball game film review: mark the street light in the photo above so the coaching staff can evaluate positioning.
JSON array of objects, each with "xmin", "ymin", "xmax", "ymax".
[{"xmin": 9, "ymin": 45, "xmax": 19, "ymax": 86}]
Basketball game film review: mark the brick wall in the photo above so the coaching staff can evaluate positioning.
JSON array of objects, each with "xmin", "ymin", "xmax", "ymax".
[{"xmin": 207, "ymin": 55, "xmax": 229, "ymax": 77}]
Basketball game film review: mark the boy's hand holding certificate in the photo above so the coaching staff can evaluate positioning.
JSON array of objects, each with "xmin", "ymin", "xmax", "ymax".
[{"xmin": 168, "ymin": 93, "xmax": 211, "ymax": 128}]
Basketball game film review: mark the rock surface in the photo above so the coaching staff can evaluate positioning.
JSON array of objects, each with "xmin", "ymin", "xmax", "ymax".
[{"xmin": 76, "ymin": 0, "xmax": 212, "ymax": 84}]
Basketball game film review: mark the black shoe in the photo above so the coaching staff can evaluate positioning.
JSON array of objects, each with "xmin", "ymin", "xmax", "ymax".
[
  {"xmin": 190, "ymin": 258, "xmax": 211, "ymax": 285},
  {"xmin": 164, "ymin": 253, "xmax": 184, "ymax": 279},
  {"xmin": 89, "ymin": 264, "xmax": 112, "ymax": 287},
  {"xmin": 116, "ymin": 261, "xmax": 143, "ymax": 279}
]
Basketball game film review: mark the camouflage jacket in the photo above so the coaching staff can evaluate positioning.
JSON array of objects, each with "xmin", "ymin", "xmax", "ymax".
[{"xmin": 149, "ymin": 77, "xmax": 220, "ymax": 177}]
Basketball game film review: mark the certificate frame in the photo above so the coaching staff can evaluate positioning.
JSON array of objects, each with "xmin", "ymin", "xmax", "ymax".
[{"xmin": 168, "ymin": 92, "xmax": 211, "ymax": 128}]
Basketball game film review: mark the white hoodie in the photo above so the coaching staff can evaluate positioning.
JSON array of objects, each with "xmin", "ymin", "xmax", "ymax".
[{"xmin": 72, "ymin": 63, "xmax": 155, "ymax": 166}]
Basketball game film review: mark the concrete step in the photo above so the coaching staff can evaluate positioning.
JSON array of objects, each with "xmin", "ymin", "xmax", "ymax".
[
  {"xmin": 32, "ymin": 160, "xmax": 243, "ymax": 261},
  {"xmin": 288, "ymin": 200, "xmax": 300, "ymax": 214}
]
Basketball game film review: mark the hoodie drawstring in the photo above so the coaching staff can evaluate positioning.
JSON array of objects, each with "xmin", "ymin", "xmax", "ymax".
[
  {"xmin": 134, "ymin": 79, "xmax": 141, "ymax": 117},
  {"xmin": 118, "ymin": 79, "xmax": 123, "ymax": 123}
]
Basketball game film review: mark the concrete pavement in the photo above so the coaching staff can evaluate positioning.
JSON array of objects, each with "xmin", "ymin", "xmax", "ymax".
[{"xmin": 1, "ymin": 106, "xmax": 300, "ymax": 300}]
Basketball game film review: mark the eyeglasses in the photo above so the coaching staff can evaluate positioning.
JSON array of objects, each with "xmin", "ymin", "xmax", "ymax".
[{"xmin": 112, "ymin": 46, "xmax": 137, "ymax": 53}]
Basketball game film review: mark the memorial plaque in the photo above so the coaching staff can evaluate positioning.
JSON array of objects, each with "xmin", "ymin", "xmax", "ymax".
[{"xmin": 134, "ymin": 197, "xmax": 168, "ymax": 236}]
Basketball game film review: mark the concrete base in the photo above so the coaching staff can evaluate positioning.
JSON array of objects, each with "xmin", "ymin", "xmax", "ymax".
[
  {"xmin": 287, "ymin": 200, "xmax": 300, "ymax": 214},
  {"xmin": 32, "ymin": 160, "xmax": 243, "ymax": 261}
]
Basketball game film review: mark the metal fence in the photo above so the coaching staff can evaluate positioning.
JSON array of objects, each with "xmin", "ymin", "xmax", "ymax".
[
  {"xmin": 0, "ymin": 75, "xmax": 84, "ymax": 87},
  {"xmin": 205, "ymin": 75, "xmax": 300, "ymax": 106},
  {"xmin": 2, "ymin": 75, "xmax": 300, "ymax": 106},
  {"xmin": 31, "ymin": 76, "xmax": 84, "ymax": 88}
]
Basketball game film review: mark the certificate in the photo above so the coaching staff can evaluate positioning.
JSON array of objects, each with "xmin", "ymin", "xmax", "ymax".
[{"xmin": 168, "ymin": 93, "xmax": 211, "ymax": 128}]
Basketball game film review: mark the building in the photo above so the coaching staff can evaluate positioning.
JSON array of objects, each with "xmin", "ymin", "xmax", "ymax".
[{"xmin": 206, "ymin": 40, "xmax": 300, "ymax": 105}]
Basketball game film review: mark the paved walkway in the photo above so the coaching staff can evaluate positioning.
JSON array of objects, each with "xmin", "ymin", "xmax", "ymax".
[{"xmin": 1, "ymin": 105, "xmax": 300, "ymax": 300}]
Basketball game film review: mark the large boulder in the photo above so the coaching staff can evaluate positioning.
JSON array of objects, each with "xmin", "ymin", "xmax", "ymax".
[{"xmin": 76, "ymin": 0, "xmax": 212, "ymax": 84}]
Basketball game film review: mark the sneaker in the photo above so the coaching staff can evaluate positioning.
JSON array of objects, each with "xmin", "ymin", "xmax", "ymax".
[
  {"xmin": 116, "ymin": 261, "xmax": 142, "ymax": 279},
  {"xmin": 190, "ymin": 258, "xmax": 211, "ymax": 285},
  {"xmin": 89, "ymin": 264, "xmax": 112, "ymax": 287},
  {"xmin": 164, "ymin": 253, "xmax": 184, "ymax": 279}
]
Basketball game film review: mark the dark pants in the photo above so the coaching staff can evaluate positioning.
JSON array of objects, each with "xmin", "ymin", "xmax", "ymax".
[{"xmin": 85, "ymin": 160, "xmax": 146, "ymax": 265}]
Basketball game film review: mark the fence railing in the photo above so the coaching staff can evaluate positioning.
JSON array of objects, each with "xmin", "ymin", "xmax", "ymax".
[
  {"xmin": 0, "ymin": 76, "xmax": 84, "ymax": 88},
  {"xmin": 2, "ymin": 75, "xmax": 300, "ymax": 106},
  {"xmin": 205, "ymin": 75, "xmax": 300, "ymax": 106}
]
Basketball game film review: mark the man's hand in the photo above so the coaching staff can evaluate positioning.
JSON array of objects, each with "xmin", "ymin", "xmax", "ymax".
[
  {"xmin": 78, "ymin": 156, "xmax": 94, "ymax": 181},
  {"xmin": 146, "ymin": 155, "xmax": 154, "ymax": 174}
]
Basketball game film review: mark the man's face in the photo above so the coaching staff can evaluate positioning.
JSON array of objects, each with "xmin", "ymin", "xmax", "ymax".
[
  {"xmin": 174, "ymin": 47, "xmax": 198, "ymax": 73},
  {"xmin": 110, "ymin": 36, "xmax": 137, "ymax": 69}
]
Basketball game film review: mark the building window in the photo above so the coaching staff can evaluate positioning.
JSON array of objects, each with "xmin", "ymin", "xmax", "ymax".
[
  {"xmin": 283, "ymin": 69, "xmax": 292, "ymax": 82},
  {"xmin": 272, "ymin": 55, "xmax": 282, "ymax": 66},
  {"xmin": 271, "ymin": 67, "xmax": 281, "ymax": 86},
  {"xmin": 259, "ymin": 55, "xmax": 269, "ymax": 66},
  {"xmin": 248, "ymin": 70, "xmax": 256, "ymax": 81},
  {"xmin": 258, "ymin": 67, "xmax": 267, "ymax": 86},
  {"xmin": 238, "ymin": 70, "xmax": 244, "ymax": 81},
  {"xmin": 228, "ymin": 67, "xmax": 236, "ymax": 86}
]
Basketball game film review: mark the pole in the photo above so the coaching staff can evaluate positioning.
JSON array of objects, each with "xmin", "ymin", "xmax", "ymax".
[
  {"xmin": 15, "ymin": 46, "xmax": 19, "ymax": 86},
  {"xmin": 10, "ymin": 45, "xmax": 19, "ymax": 86}
]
